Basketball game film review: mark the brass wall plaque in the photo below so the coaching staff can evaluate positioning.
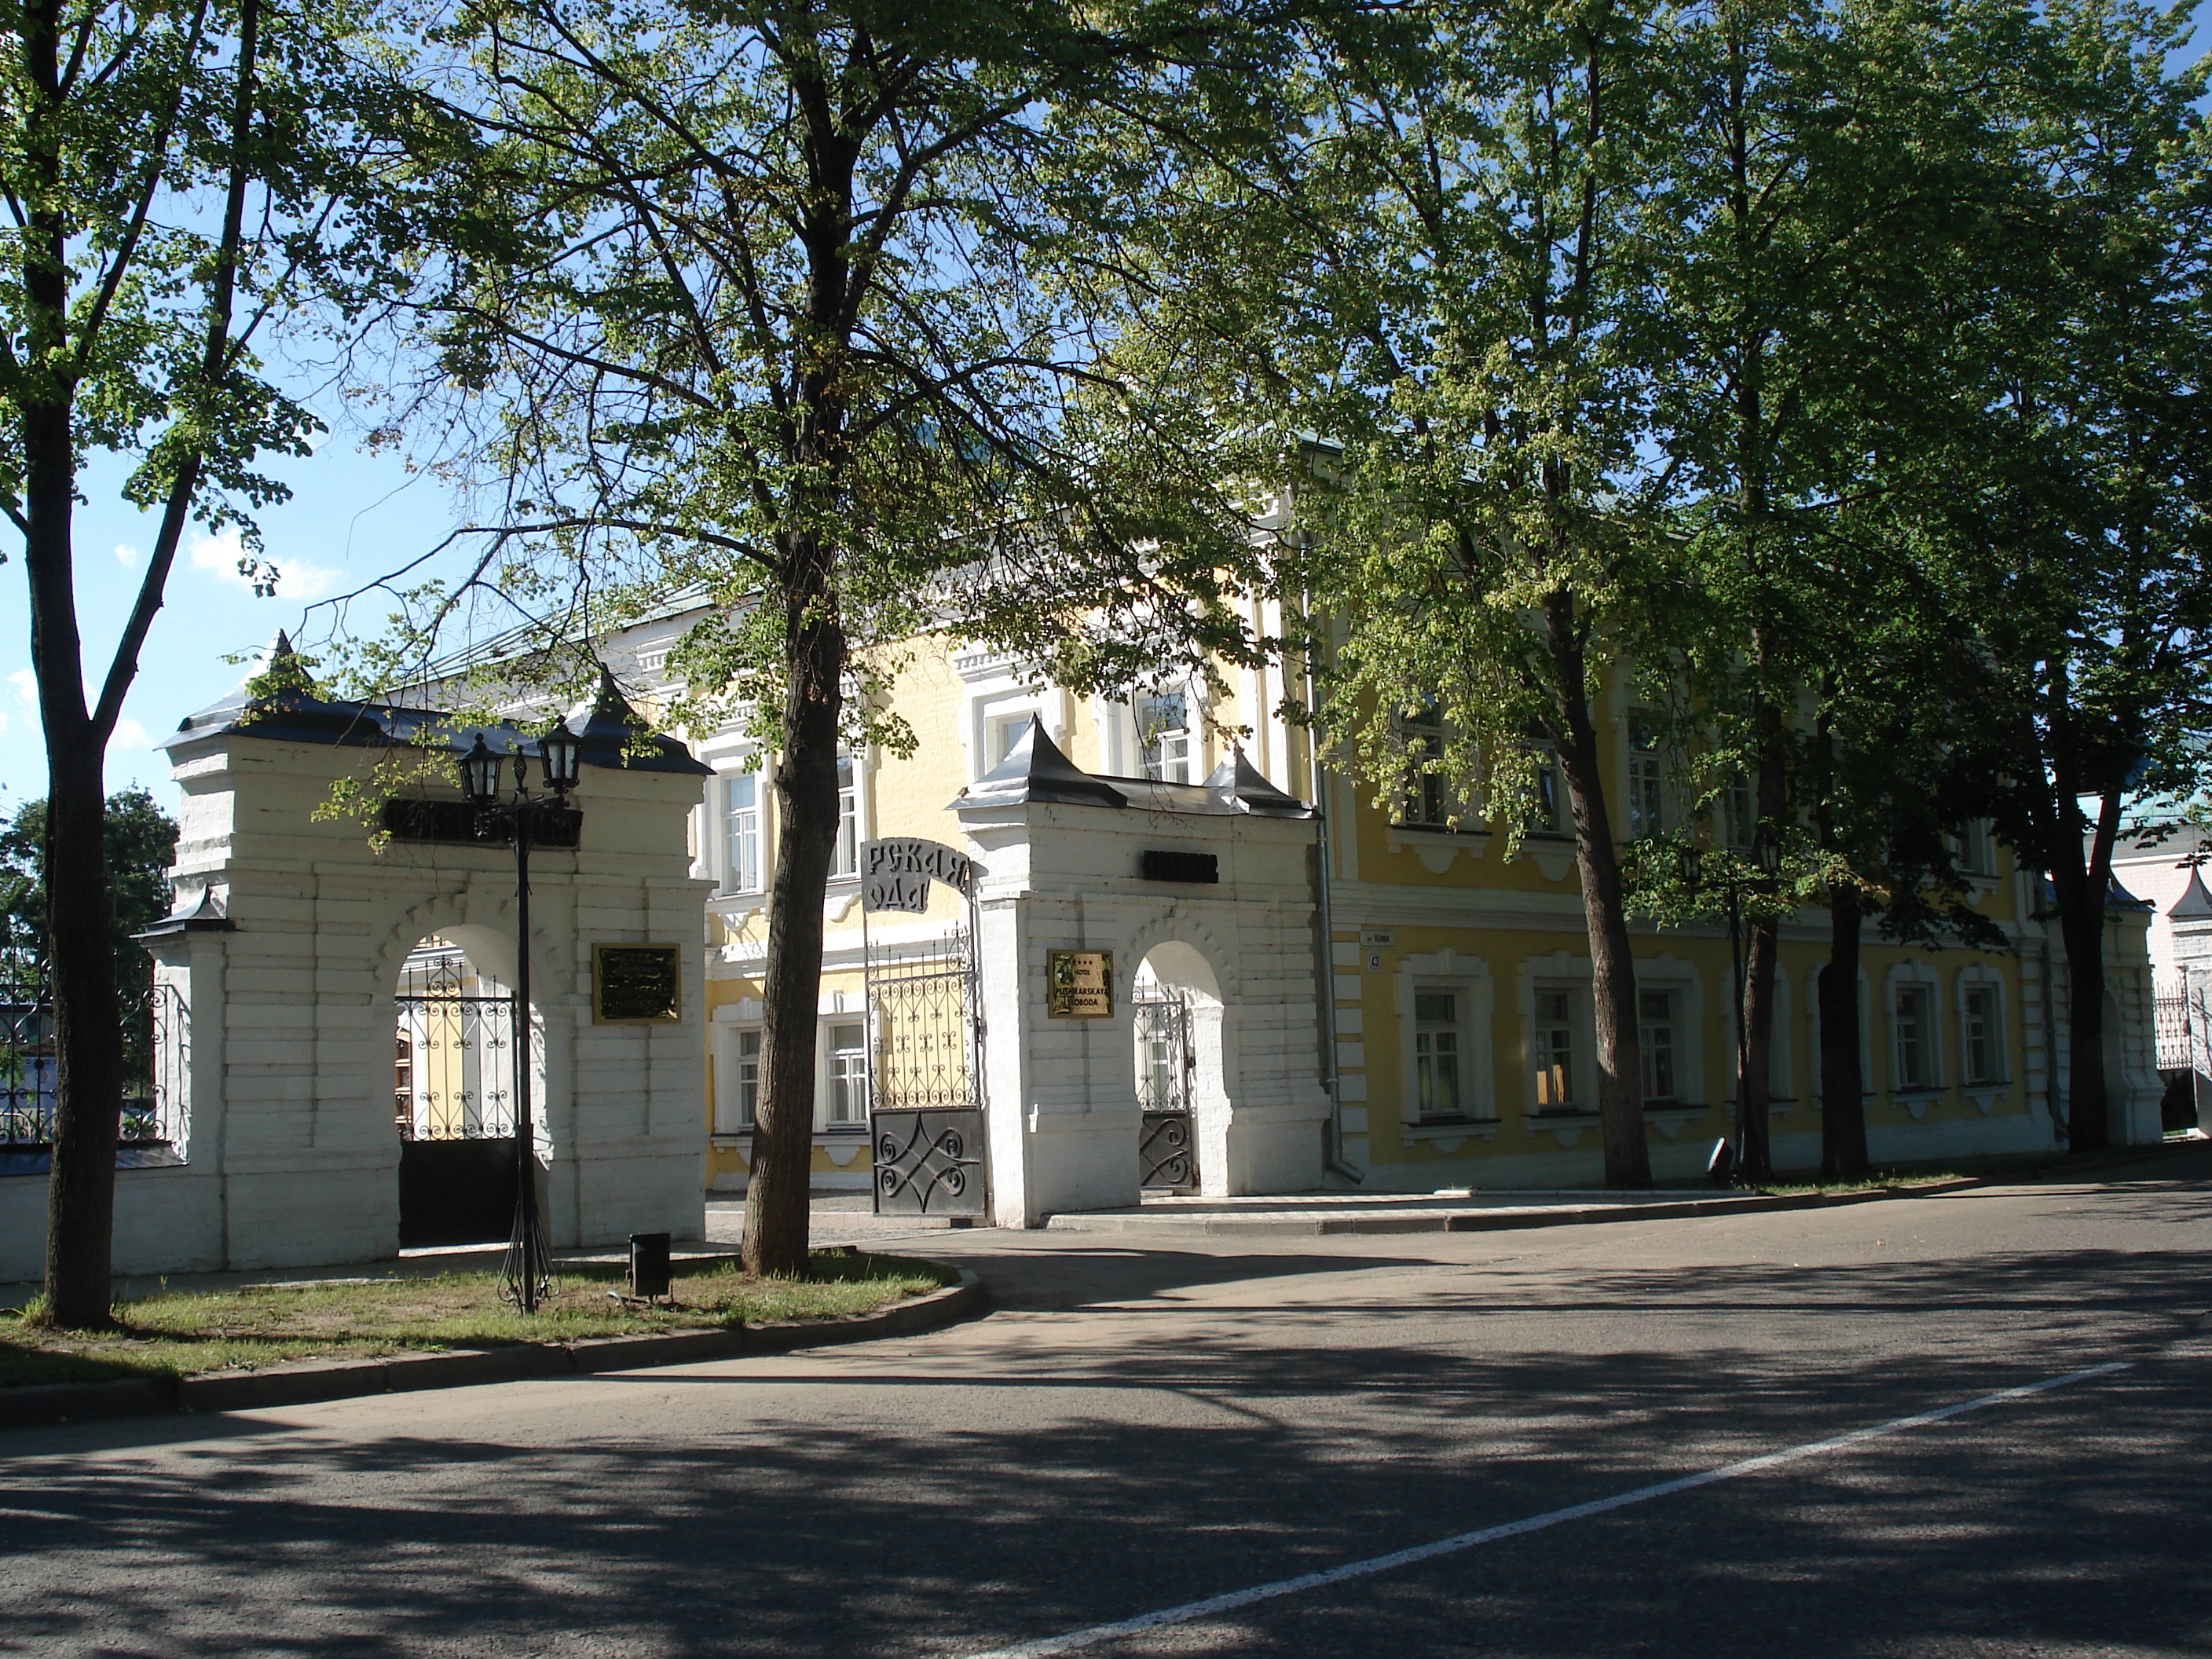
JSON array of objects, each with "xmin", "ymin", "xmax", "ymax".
[
  {"xmin": 1046, "ymin": 949, "xmax": 1115, "ymax": 1018},
  {"xmin": 593, "ymin": 943, "xmax": 683, "ymax": 1024}
]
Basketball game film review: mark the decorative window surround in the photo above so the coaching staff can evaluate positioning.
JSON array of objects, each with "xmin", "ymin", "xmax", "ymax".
[
  {"xmin": 1635, "ymin": 953, "xmax": 1707, "ymax": 1109},
  {"xmin": 1957, "ymin": 962, "xmax": 2009, "ymax": 1090},
  {"xmin": 1520, "ymin": 836, "xmax": 1577, "ymax": 883},
  {"xmin": 1643, "ymin": 1104, "xmax": 1715, "ymax": 1140},
  {"xmin": 1401, "ymin": 1119, "xmax": 1500, "ymax": 1152},
  {"xmin": 1385, "ymin": 822, "xmax": 1492, "ymax": 873},
  {"xmin": 1392, "ymin": 950, "xmax": 1496, "ymax": 1130},
  {"xmin": 1891, "ymin": 1084, "xmax": 1949, "ymax": 1121},
  {"xmin": 1886, "ymin": 961, "xmax": 1945, "ymax": 1093},
  {"xmin": 1525, "ymin": 1108, "xmax": 1602, "ymax": 1148}
]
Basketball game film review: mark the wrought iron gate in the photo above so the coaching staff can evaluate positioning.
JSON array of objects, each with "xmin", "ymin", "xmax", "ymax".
[
  {"xmin": 2, "ymin": 945, "xmax": 189, "ymax": 1177},
  {"xmin": 1135, "ymin": 987, "xmax": 1198, "ymax": 1192},
  {"xmin": 394, "ymin": 951, "xmax": 522, "ymax": 1247},
  {"xmin": 864, "ymin": 923, "xmax": 987, "ymax": 1215}
]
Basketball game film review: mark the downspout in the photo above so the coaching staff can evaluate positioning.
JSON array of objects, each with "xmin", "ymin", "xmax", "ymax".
[{"xmin": 1304, "ymin": 587, "xmax": 1364, "ymax": 1185}]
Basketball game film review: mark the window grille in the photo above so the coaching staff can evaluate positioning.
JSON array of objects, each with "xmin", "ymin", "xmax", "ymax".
[
  {"xmin": 1894, "ymin": 984, "xmax": 1934, "ymax": 1089},
  {"xmin": 726, "ymin": 773, "xmax": 762, "ymax": 893},
  {"xmin": 1639, "ymin": 989, "xmax": 1679, "ymax": 1103},
  {"xmin": 1963, "ymin": 987, "xmax": 2001, "ymax": 1083}
]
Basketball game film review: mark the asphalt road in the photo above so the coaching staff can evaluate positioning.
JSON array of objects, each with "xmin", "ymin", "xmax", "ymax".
[{"xmin": 5, "ymin": 1155, "xmax": 2209, "ymax": 1657}]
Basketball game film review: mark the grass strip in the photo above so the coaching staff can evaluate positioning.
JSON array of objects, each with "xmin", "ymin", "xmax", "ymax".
[{"xmin": 1, "ymin": 1251, "xmax": 948, "ymax": 1390}]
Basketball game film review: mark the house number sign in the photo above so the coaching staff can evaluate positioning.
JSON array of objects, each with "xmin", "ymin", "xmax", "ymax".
[
  {"xmin": 861, "ymin": 837, "xmax": 976, "ymax": 914},
  {"xmin": 593, "ymin": 943, "xmax": 682, "ymax": 1023},
  {"xmin": 1046, "ymin": 949, "xmax": 1115, "ymax": 1018}
]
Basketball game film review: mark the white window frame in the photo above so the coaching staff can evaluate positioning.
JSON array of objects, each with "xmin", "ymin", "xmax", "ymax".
[
  {"xmin": 821, "ymin": 1017, "xmax": 870, "ymax": 1130},
  {"xmin": 829, "ymin": 751, "xmax": 863, "ymax": 882},
  {"xmin": 1395, "ymin": 953, "xmax": 1496, "ymax": 1133},
  {"xmin": 722, "ymin": 766, "xmax": 764, "ymax": 895},
  {"xmin": 1396, "ymin": 701, "xmax": 1453, "ymax": 829},
  {"xmin": 1528, "ymin": 980, "xmax": 1588, "ymax": 1115},
  {"xmin": 1955, "ymin": 819, "xmax": 1998, "ymax": 879},
  {"xmin": 1625, "ymin": 714, "xmax": 1665, "ymax": 840},
  {"xmin": 1525, "ymin": 746, "xmax": 1567, "ymax": 837},
  {"xmin": 1639, "ymin": 987, "xmax": 1680, "ymax": 1104},
  {"xmin": 1957, "ymin": 967, "xmax": 2008, "ymax": 1089},
  {"xmin": 1887, "ymin": 965, "xmax": 1944, "ymax": 1093},
  {"xmin": 1135, "ymin": 687, "xmax": 1196, "ymax": 784},
  {"xmin": 966, "ymin": 679, "xmax": 1050, "ymax": 782},
  {"xmin": 713, "ymin": 1024, "xmax": 762, "ymax": 1133}
]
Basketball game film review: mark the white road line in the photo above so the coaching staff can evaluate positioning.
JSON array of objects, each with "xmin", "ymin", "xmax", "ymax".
[{"xmin": 961, "ymin": 1359, "xmax": 2137, "ymax": 1659}]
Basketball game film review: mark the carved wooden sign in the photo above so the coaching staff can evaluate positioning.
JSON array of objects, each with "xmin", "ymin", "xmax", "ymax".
[
  {"xmin": 862, "ymin": 837, "xmax": 976, "ymax": 914},
  {"xmin": 1046, "ymin": 949, "xmax": 1115, "ymax": 1018},
  {"xmin": 593, "ymin": 943, "xmax": 682, "ymax": 1024}
]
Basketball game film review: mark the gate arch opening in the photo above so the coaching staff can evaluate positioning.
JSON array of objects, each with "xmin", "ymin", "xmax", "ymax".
[
  {"xmin": 1133, "ymin": 943, "xmax": 1227, "ymax": 1196},
  {"xmin": 394, "ymin": 933, "xmax": 544, "ymax": 1247}
]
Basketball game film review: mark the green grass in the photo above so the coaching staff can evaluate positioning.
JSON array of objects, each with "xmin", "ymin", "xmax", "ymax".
[
  {"xmin": 1751, "ymin": 1170, "xmax": 1969, "ymax": 1196},
  {"xmin": 0, "ymin": 1251, "xmax": 950, "ymax": 1390}
]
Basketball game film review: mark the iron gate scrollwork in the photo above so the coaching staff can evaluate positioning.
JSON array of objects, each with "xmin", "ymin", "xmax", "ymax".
[
  {"xmin": 1135, "ymin": 987, "xmax": 1198, "ymax": 1192},
  {"xmin": 861, "ymin": 837, "xmax": 987, "ymax": 1217},
  {"xmin": 394, "ymin": 950, "xmax": 524, "ymax": 1246}
]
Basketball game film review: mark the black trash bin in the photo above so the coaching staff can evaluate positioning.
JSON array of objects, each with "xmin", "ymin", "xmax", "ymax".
[{"xmin": 628, "ymin": 1232, "xmax": 672, "ymax": 1301}]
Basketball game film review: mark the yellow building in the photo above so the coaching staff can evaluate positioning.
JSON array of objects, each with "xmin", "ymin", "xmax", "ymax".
[{"xmin": 599, "ymin": 605, "xmax": 2163, "ymax": 1212}]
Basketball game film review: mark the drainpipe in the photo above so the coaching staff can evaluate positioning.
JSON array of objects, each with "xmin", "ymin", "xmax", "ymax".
[{"xmin": 1303, "ymin": 588, "xmax": 1364, "ymax": 1185}]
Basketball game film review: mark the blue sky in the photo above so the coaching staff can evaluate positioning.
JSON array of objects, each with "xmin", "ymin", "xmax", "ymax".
[{"xmin": 0, "ymin": 434, "xmax": 463, "ymax": 819}]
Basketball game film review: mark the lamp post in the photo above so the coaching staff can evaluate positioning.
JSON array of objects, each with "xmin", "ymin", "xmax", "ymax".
[{"xmin": 460, "ymin": 719, "xmax": 581, "ymax": 1312}]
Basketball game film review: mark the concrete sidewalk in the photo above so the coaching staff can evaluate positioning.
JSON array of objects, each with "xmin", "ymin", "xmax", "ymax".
[{"xmin": 1041, "ymin": 1183, "xmax": 1967, "ymax": 1236}]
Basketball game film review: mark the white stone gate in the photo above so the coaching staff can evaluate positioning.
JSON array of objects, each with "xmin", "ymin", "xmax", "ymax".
[
  {"xmin": 0, "ymin": 673, "xmax": 712, "ymax": 1280},
  {"xmin": 954, "ymin": 721, "xmax": 1332, "ymax": 1226}
]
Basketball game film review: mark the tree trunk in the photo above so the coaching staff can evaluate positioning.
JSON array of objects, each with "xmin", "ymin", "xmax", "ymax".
[
  {"xmin": 2051, "ymin": 866, "xmax": 2111, "ymax": 1152},
  {"xmin": 1544, "ymin": 608, "xmax": 1650, "ymax": 1188},
  {"xmin": 1738, "ymin": 913, "xmax": 1777, "ymax": 1183},
  {"xmin": 1818, "ymin": 885, "xmax": 1867, "ymax": 1178},
  {"xmin": 741, "ymin": 555, "xmax": 846, "ymax": 1278}
]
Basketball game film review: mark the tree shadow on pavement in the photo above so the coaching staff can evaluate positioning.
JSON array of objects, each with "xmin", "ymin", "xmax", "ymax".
[{"xmin": 2, "ymin": 1230, "xmax": 2206, "ymax": 1658}]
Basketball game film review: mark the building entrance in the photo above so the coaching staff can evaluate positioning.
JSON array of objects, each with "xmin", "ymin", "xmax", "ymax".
[{"xmin": 1134, "ymin": 984, "xmax": 1198, "ymax": 1192}]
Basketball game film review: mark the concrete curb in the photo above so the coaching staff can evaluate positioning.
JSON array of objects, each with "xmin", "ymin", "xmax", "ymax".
[
  {"xmin": 3, "ymin": 1265, "xmax": 986, "ymax": 1432},
  {"xmin": 1044, "ymin": 1179, "xmax": 1987, "ymax": 1237}
]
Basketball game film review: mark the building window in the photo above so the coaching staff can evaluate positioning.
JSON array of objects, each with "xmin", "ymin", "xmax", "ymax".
[
  {"xmin": 1414, "ymin": 990, "xmax": 1463, "ymax": 1118},
  {"xmin": 1399, "ymin": 702, "xmax": 1451, "ymax": 827},
  {"xmin": 1137, "ymin": 690, "xmax": 1192, "ymax": 783},
  {"xmin": 1722, "ymin": 772, "xmax": 1754, "ymax": 851},
  {"xmin": 1627, "ymin": 718, "xmax": 1664, "ymax": 840},
  {"xmin": 1893, "ymin": 983, "xmax": 1936, "ymax": 1090},
  {"xmin": 830, "ymin": 753, "xmax": 859, "ymax": 879},
  {"xmin": 1963, "ymin": 984, "xmax": 2001, "ymax": 1084},
  {"xmin": 726, "ymin": 772, "xmax": 762, "ymax": 893},
  {"xmin": 1526, "ymin": 749, "xmax": 1566, "ymax": 835},
  {"xmin": 825, "ymin": 1021, "xmax": 868, "ymax": 1127},
  {"xmin": 1533, "ymin": 989, "xmax": 1577, "ymax": 1111},
  {"xmin": 1957, "ymin": 820, "xmax": 1998, "ymax": 877},
  {"xmin": 1639, "ymin": 989, "xmax": 1679, "ymax": 1104},
  {"xmin": 717, "ymin": 1028, "xmax": 761, "ymax": 1132},
  {"xmin": 986, "ymin": 712, "xmax": 1031, "ymax": 771}
]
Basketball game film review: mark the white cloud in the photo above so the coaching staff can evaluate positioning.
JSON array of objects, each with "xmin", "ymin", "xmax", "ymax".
[
  {"xmin": 112, "ymin": 717, "xmax": 152, "ymax": 750},
  {"xmin": 9, "ymin": 668, "xmax": 34, "ymax": 705},
  {"xmin": 189, "ymin": 527, "xmax": 342, "ymax": 602},
  {"xmin": 115, "ymin": 543, "xmax": 140, "ymax": 569}
]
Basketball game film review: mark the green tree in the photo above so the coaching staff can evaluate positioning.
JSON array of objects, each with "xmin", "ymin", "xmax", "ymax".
[
  {"xmin": 1279, "ymin": 0, "xmax": 1676, "ymax": 1185},
  {"xmin": 3, "ymin": 0, "xmax": 401, "ymax": 1326},
  {"xmin": 364, "ymin": 0, "xmax": 1309, "ymax": 1271},
  {"xmin": 0, "ymin": 789, "xmax": 180, "ymax": 1079},
  {"xmin": 1899, "ymin": 0, "xmax": 2210, "ymax": 1150}
]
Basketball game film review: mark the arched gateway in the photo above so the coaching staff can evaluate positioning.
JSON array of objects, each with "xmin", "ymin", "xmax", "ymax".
[
  {"xmin": 953, "ymin": 720, "xmax": 1332, "ymax": 1225},
  {"xmin": 0, "ymin": 671, "xmax": 710, "ymax": 1279}
]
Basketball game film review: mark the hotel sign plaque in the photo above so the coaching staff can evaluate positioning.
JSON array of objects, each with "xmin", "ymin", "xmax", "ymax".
[{"xmin": 1046, "ymin": 949, "xmax": 1115, "ymax": 1018}]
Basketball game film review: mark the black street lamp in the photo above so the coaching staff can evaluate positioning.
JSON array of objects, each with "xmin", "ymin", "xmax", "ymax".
[{"xmin": 459, "ymin": 717, "xmax": 581, "ymax": 1313}]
